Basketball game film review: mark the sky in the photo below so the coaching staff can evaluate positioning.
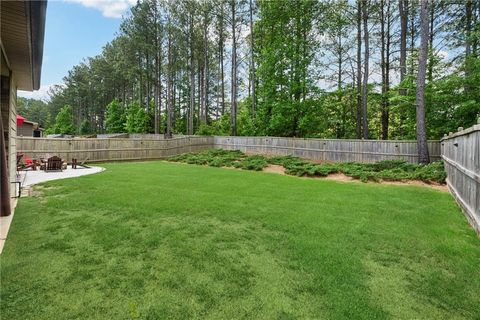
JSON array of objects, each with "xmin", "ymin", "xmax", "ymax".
[{"xmin": 18, "ymin": 0, "xmax": 135, "ymax": 101}]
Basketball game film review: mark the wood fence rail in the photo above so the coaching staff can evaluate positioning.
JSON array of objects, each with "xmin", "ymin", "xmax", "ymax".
[
  {"xmin": 16, "ymin": 136, "xmax": 213, "ymax": 163},
  {"xmin": 17, "ymin": 136, "xmax": 442, "ymax": 164},
  {"xmin": 441, "ymin": 125, "xmax": 480, "ymax": 234},
  {"xmin": 214, "ymin": 136, "xmax": 441, "ymax": 163}
]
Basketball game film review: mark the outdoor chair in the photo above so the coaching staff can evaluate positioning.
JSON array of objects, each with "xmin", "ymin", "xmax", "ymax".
[
  {"xmin": 16, "ymin": 153, "xmax": 37, "ymax": 171},
  {"xmin": 72, "ymin": 157, "xmax": 90, "ymax": 169},
  {"xmin": 16, "ymin": 153, "xmax": 24, "ymax": 171},
  {"xmin": 45, "ymin": 156, "xmax": 63, "ymax": 172}
]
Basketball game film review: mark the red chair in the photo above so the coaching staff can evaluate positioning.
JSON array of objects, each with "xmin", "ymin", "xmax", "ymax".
[
  {"xmin": 17, "ymin": 153, "xmax": 36, "ymax": 170},
  {"xmin": 24, "ymin": 155, "xmax": 33, "ymax": 166}
]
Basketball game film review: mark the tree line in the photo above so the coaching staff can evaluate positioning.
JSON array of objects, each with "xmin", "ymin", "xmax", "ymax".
[{"xmin": 21, "ymin": 0, "xmax": 480, "ymax": 162}]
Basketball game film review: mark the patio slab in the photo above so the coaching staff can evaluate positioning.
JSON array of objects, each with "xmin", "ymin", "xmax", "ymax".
[
  {"xmin": 18, "ymin": 165, "xmax": 104, "ymax": 187},
  {"xmin": 0, "ymin": 166, "xmax": 104, "ymax": 253}
]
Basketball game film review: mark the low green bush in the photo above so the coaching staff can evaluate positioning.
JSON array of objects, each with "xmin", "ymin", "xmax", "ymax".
[
  {"xmin": 168, "ymin": 149, "xmax": 246, "ymax": 168},
  {"xmin": 234, "ymin": 155, "xmax": 269, "ymax": 171},
  {"xmin": 167, "ymin": 149, "xmax": 446, "ymax": 184}
]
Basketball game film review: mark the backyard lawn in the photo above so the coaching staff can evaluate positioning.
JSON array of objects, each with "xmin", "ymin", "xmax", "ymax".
[{"xmin": 1, "ymin": 161, "xmax": 480, "ymax": 319}]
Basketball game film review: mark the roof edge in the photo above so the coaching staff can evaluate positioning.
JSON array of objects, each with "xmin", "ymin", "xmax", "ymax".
[{"xmin": 29, "ymin": 0, "xmax": 47, "ymax": 91}]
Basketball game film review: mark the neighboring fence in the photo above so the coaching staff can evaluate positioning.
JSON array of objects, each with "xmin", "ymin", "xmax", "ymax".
[
  {"xmin": 214, "ymin": 136, "xmax": 441, "ymax": 163},
  {"xmin": 441, "ymin": 125, "xmax": 480, "ymax": 234},
  {"xmin": 16, "ymin": 136, "xmax": 213, "ymax": 163}
]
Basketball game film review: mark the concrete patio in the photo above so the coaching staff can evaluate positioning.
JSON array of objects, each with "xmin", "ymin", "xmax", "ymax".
[{"xmin": 18, "ymin": 165, "xmax": 104, "ymax": 187}]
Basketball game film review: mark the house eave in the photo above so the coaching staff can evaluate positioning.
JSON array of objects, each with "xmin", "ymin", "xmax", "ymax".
[{"xmin": 0, "ymin": 0, "xmax": 47, "ymax": 91}]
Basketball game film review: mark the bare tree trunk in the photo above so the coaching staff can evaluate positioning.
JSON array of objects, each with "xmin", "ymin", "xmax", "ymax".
[
  {"xmin": 361, "ymin": 0, "xmax": 369, "ymax": 139},
  {"xmin": 356, "ymin": 0, "xmax": 362, "ymax": 139},
  {"xmin": 409, "ymin": 2, "xmax": 415, "ymax": 77},
  {"xmin": 166, "ymin": 18, "xmax": 173, "ymax": 138},
  {"xmin": 230, "ymin": 0, "xmax": 237, "ymax": 136},
  {"xmin": 188, "ymin": 14, "xmax": 195, "ymax": 135},
  {"xmin": 200, "ymin": 66, "xmax": 205, "ymax": 124},
  {"xmin": 399, "ymin": 0, "xmax": 408, "ymax": 137},
  {"xmin": 473, "ymin": 0, "xmax": 479, "ymax": 56},
  {"xmin": 201, "ymin": 14, "xmax": 209, "ymax": 124},
  {"xmin": 399, "ymin": 0, "xmax": 408, "ymax": 85},
  {"xmin": 154, "ymin": 4, "xmax": 159, "ymax": 134},
  {"xmin": 465, "ymin": 0, "xmax": 473, "ymax": 84},
  {"xmin": 338, "ymin": 30, "xmax": 342, "ymax": 90},
  {"xmin": 205, "ymin": 28, "xmax": 209, "ymax": 124},
  {"xmin": 154, "ymin": 4, "xmax": 162, "ymax": 134},
  {"xmin": 428, "ymin": 0, "xmax": 434, "ymax": 84},
  {"xmin": 381, "ymin": 0, "xmax": 391, "ymax": 140},
  {"xmin": 219, "ymin": 5, "xmax": 226, "ymax": 116},
  {"xmin": 220, "ymin": 41, "xmax": 225, "ymax": 116},
  {"xmin": 249, "ymin": 0, "xmax": 256, "ymax": 116},
  {"xmin": 197, "ymin": 64, "xmax": 201, "ymax": 128},
  {"xmin": 415, "ymin": 0, "xmax": 430, "ymax": 164}
]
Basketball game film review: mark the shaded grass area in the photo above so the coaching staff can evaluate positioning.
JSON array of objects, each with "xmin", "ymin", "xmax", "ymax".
[
  {"xmin": 168, "ymin": 149, "xmax": 447, "ymax": 183},
  {"xmin": 1, "ymin": 161, "xmax": 479, "ymax": 319}
]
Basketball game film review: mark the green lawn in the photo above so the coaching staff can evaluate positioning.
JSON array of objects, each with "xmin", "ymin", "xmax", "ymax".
[{"xmin": 1, "ymin": 161, "xmax": 479, "ymax": 319}]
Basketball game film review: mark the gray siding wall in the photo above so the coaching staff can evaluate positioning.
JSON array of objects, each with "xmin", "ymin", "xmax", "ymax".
[{"xmin": 17, "ymin": 123, "xmax": 34, "ymax": 137}]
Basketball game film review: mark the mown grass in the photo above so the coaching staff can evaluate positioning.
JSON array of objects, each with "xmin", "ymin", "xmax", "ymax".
[
  {"xmin": 168, "ymin": 149, "xmax": 447, "ymax": 183},
  {"xmin": 1, "ymin": 161, "xmax": 479, "ymax": 319}
]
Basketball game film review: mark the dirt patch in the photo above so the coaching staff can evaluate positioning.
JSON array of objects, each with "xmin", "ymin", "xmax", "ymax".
[
  {"xmin": 263, "ymin": 164, "xmax": 285, "ymax": 175},
  {"xmin": 261, "ymin": 166, "xmax": 447, "ymax": 192},
  {"xmin": 376, "ymin": 179, "xmax": 448, "ymax": 192},
  {"xmin": 320, "ymin": 173, "xmax": 354, "ymax": 182}
]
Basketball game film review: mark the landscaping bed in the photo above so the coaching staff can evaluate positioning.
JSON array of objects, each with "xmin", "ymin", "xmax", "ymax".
[{"xmin": 168, "ymin": 149, "xmax": 447, "ymax": 184}]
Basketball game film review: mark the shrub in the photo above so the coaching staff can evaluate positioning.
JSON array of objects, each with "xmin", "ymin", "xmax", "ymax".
[
  {"xmin": 234, "ymin": 155, "xmax": 268, "ymax": 171},
  {"xmin": 167, "ymin": 149, "xmax": 447, "ymax": 184}
]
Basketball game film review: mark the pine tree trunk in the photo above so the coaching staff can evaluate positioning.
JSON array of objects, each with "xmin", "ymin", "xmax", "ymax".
[
  {"xmin": 154, "ymin": 4, "xmax": 161, "ymax": 135},
  {"xmin": 249, "ymin": 0, "xmax": 256, "ymax": 116},
  {"xmin": 230, "ymin": 0, "xmax": 237, "ymax": 136},
  {"xmin": 219, "ymin": 6, "xmax": 226, "ymax": 116},
  {"xmin": 166, "ymin": 19, "xmax": 173, "ymax": 139},
  {"xmin": 201, "ymin": 15, "xmax": 208, "ymax": 124},
  {"xmin": 356, "ymin": 0, "xmax": 362, "ymax": 139},
  {"xmin": 399, "ymin": 0, "xmax": 407, "ymax": 86},
  {"xmin": 415, "ymin": 0, "xmax": 430, "ymax": 164},
  {"xmin": 465, "ymin": 0, "xmax": 473, "ymax": 87},
  {"xmin": 380, "ymin": 0, "xmax": 390, "ymax": 140},
  {"xmin": 188, "ymin": 14, "xmax": 195, "ymax": 135},
  {"xmin": 428, "ymin": 1, "xmax": 434, "ymax": 84},
  {"xmin": 361, "ymin": 0, "xmax": 369, "ymax": 139},
  {"xmin": 409, "ymin": 2, "xmax": 415, "ymax": 77}
]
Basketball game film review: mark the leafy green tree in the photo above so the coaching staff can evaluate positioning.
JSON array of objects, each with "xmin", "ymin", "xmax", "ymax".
[
  {"xmin": 105, "ymin": 99, "xmax": 126, "ymax": 133},
  {"xmin": 53, "ymin": 105, "xmax": 75, "ymax": 135},
  {"xmin": 80, "ymin": 119, "xmax": 91, "ymax": 135},
  {"xmin": 255, "ymin": 0, "xmax": 317, "ymax": 137},
  {"xmin": 42, "ymin": 0, "xmax": 480, "ymax": 142},
  {"xmin": 16, "ymin": 97, "xmax": 49, "ymax": 128},
  {"xmin": 125, "ymin": 102, "xmax": 151, "ymax": 133}
]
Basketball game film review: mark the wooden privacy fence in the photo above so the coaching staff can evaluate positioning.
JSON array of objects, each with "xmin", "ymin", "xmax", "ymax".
[
  {"xmin": 18, "ymin": 135, "xmax": 442, "ymax": 164},
  {"xmin": 214, "ymin": 136, "xmax": 441, "ymax": 163},
  {"xmin": 16, "ymin": 136, "xmax": 213, "ymax": 163},
  {"xmin": 17, "ymin": 133, "xmax": 480, "ymax": 233},
  {"xmin": 441, "ymin": 125, "xmax": 480, "ymax": 234}
]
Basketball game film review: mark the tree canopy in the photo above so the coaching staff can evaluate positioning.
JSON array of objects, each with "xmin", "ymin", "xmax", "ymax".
[{"xmin": 35, "ymin": 0, "xmax": 479, "ymax": 141}]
